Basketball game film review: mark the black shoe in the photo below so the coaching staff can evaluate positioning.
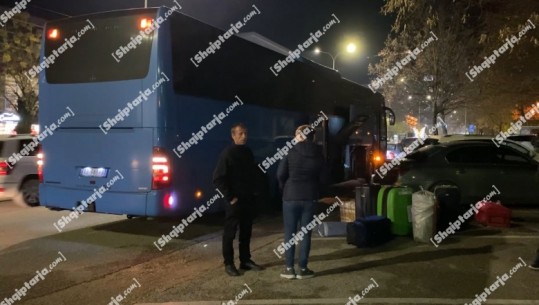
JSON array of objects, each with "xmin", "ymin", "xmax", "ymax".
[
  {"xmin": 225, "ymin": 264, "xmax": 240, "ymax": 276},
  {"xmin": 296, "ymin": 267, "xmax": 315, "ymax": 279},
  {"xmin": 529, "ymin": 260, "xmax": 539, "ymax": 271},
  {"xmin": 280, "ymin": 267, "xmax": 296, "ymax": 279},
  {"xmin": 240, "ymin": 259, "xmax": 264, "ymax": 271}
]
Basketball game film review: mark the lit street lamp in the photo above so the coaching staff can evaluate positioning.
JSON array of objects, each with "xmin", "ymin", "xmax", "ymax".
[
  {"xmin": 314, "ymin": 42, "xmax": 357, "ymax": 70},
  {"xmin": 407, "ymin": 94, "xmax": 433, "ymax": 125}
]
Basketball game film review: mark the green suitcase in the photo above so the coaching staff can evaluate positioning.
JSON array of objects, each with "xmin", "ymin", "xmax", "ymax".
[{"xmin": 377, "ymin": 186, "xmax": 413, "ymax": 235}]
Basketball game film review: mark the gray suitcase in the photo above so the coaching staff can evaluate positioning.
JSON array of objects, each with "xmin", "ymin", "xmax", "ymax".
[{"xmin": 317, "ymin": 221, "xmax": 348, "ymax": 237}]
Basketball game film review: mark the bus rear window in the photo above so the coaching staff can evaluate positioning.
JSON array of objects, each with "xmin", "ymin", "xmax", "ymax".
[{"xmin": 44, "ymin": 10, "xmax": 156, "ymax": 83}]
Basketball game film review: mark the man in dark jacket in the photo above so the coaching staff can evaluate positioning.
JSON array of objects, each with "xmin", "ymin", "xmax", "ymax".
[
  {"xmin": 277, "ymin": 124, "xmax": 328, "ymax": 279},
  {"xmin": 213, "ymin": 123, "xmax": 263, "ymax": 276}
]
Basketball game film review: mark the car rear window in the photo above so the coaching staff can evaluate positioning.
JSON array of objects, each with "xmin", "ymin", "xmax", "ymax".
[
  {"xmin": 18, "ymin": 139, "xmax": 38, "ymax": 156},
  {"xmin": 401, "ymin": 138, "xmax": 417, "ymax": 148},
  {"xmin": 508, "ymin": 135, "xmax": 536, "ymax": 142},
  {"xmin": 405, "ymin": 145, "xmax": 442, "ymax": 161},
  {"xmin": 496, "ymin": 146, "xmax": 530, "ymax": 164},
  {"xmin": 446, "ymin": 144, "xmax": 531, "ymax": 165}
]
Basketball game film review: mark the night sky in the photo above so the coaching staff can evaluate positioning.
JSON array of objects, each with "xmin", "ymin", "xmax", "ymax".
[{"xmin": 3, "ymin": 0, "xmax": 393, "ymax": 84}]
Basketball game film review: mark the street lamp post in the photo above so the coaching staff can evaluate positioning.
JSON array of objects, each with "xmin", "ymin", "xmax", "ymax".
[
  {"xmin": 407, "ymin": 94, "xmax": 432, "ymax": 128},
  {"xmin": 314, "ymin": 43, "xmax": 357, "ymax": 70},
  {"xmin": 464, "ymin": 101, "xmax": 467, "ymax": 133},
  {"xmin": 314, "ymin": 50, "xmax": 337, "ymax": 69}
]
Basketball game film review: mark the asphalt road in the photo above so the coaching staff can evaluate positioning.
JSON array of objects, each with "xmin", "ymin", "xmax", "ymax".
[{"xmin": 1, "ymin": 201, "xmax": 539, "ymax": 305}]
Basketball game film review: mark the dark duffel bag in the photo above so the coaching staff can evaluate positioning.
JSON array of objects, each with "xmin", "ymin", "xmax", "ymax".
[{"xmin": 346, "ymin": 215, "xmax": 393, "ymax": 248}]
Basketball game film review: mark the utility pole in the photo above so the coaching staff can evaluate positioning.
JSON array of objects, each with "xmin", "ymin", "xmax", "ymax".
[{"xmin": 464, "ymin": 101, "xmax": 467, "ymax": 134}]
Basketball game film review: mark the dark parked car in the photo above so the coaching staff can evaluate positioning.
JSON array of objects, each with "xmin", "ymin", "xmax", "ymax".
[{"xmin": 398, "ymin": 140, "xmax": 539, "ymax": 207}]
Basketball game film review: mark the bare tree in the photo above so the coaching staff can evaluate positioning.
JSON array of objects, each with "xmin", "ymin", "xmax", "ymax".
[
  {"xmin": 370, "ymin": 0, "xmax": 538, "ymax": 134},
  {"xmin": 0, "ymin": 12, "xmax": 41, "ymax": 133}
]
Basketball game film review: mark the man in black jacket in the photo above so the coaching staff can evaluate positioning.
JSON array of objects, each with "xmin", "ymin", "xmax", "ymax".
[{"xmin": 213, "ymin": 123, "xmax": 263, "ymax": 276}]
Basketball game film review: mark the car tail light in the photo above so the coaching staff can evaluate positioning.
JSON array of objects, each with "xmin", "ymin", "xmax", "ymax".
[
  {"xmin": 37, "ymin": 150, "xmax": 44, "ymax": 183},
  {"xmin": 152, "ymin": 147, "xmax": 171, "ymax": 189},
  {"xmin": 0, "ymin": 162, "xmax": 12, "ymax": 175},
  {"xmin": 47, "ymin": 28, "xmax": 59, "ymax": 39},
  {"xmin": 139, "ymin": 18, "xmax": 153, "ymax": 30}
]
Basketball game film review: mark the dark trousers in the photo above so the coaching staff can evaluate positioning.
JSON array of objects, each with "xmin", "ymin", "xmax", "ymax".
[{"xmin": 223, "ymin": 197, "xmax": 255, "ymax": 265}]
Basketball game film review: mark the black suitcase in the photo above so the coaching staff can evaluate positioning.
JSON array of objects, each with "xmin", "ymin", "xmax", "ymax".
[
  {"xmin": 434, "ymin": 185, "xmax": 461, "ymax": 229},
  {"xmin": 346, "ymin": 215, "xmax": 393, "ymax": 247},
  {"xmin": 355, "ymin": 184, "xmax": 381, "ymax": 219}
]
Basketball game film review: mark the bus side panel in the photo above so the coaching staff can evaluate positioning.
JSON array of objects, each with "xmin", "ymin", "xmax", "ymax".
[{"xmin": 164, "ymin": 92, "xmax": 309, "ymax": 212}]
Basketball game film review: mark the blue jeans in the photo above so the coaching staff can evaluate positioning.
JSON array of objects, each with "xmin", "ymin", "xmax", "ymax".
[{"xmin": 283, "ymin": 200, "xmax": 315, "ymax": 269}]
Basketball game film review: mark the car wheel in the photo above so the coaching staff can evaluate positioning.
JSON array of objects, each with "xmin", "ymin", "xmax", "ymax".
[{"xmin": 14, "ymin": 178, "xmax": 40, "ymax": 207}]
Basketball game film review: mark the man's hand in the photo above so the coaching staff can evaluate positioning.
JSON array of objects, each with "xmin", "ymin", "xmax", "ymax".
[{"xmin": 230, "ymin": 197, "xmax": 238, "ymax": 205}]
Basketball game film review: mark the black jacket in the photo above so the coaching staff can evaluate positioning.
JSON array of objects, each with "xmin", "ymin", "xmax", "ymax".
[
  {"xmin": 277, "ymin": 141, "xmax": 328, "ymax": 201},
  {"xmin": 213, "ymin": 144, "xmax": 259, "ymax": 201}
]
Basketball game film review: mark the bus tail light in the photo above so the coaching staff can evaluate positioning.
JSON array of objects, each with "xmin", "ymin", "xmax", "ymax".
[
  {"xmin": 0, "ymin": 162, "xmax": 12, "ymax": 176},
  {"xmin": 195, "ymin": 189, "xmax": 203, "ymax": 200},
  {"xmin": 37, "ymin": 150, "xmax": 44, "ymax": 182},
  {"xmin": 164, "ymin": 193, "xmax": 175, "ymax": 208},
  {"xmin": 152, "ymin": 147, "xmax": 171, "ymax": 189},
  {"xmin": 372, "ymin": 151, "xmax": 384, "ymax": 165}
]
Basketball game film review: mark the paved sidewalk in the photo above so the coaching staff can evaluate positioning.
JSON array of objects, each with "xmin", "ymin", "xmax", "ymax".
[{"xmin": 135, "ymin": 209, "xmax": 539, "ymax": 305}]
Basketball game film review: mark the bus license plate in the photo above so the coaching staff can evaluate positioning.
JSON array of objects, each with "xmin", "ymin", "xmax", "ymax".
[{"xmin": 80, "ymin": 167, "xmax": 108, "ymax": 178}]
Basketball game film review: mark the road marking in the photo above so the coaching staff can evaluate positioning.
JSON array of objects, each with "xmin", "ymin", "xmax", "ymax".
[
  {"xmin": 463, "ymin": 235, "xmax": 539, "ymax": 239},
  {"xmin": 311, "ymin": 235, "xmax": 539, "ymax": 242},
  {"xmin": 136, "ymin": 298, "xmax": 539, "ymax": 305}
]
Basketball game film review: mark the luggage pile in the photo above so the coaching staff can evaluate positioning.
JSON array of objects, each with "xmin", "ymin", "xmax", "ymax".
[
  {"xmin": 318, "ymin": 183, "xmax": 512, "ymax": 247},
  {"xmin": 346, "ymin": 185, "xmax": 394, "ymax": 248}
]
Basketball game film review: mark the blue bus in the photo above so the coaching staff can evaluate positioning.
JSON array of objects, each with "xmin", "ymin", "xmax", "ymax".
[{"xmin": 39, "ymin": 7, "xmax": 394, "ymax": 217}]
